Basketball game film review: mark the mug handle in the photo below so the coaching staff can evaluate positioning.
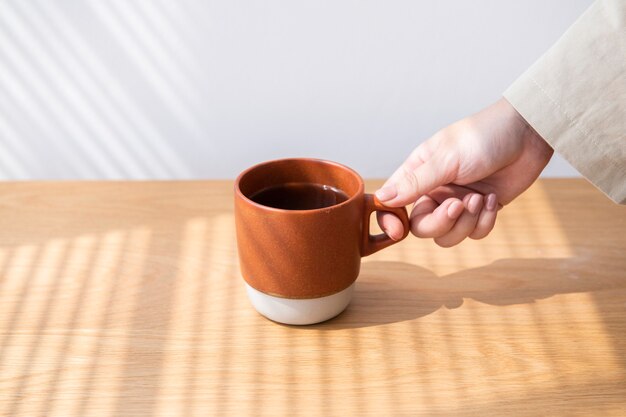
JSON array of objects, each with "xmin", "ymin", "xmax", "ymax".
[{"xmin": 361, "ymin": 193, "xmax": 410, "ymax": 257}]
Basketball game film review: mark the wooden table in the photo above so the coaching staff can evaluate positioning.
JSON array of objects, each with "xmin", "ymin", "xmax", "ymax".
[{"xmin": 0, "ymin": 179, "xmax": 624, "ymax": 416}]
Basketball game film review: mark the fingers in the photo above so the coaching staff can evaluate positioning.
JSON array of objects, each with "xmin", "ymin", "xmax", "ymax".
[
  {"xmin": 469, "ymin": 193, "xmax": 498, "ymax": 240},
  {"xmin": 434, "ymin": 193, "xmax": 484, "ymax": 248},
  {"xmin": 377, "ymin": 211, "xmax": 405, "ymax": 241},
  {"xmin": 376, "ymin": 159, "xmax": 451, "ymax": 207},
  {"xmin": 377, "ymin": 194, "xmax": 462, "ymax": 241},
  {"xmin": 375, "ymin": 142, "xmax": 457, "ymax": 208},
  {"xmin": 409, "ymin": 195, "xmax": 464, "ymax": 238},
  {"xmin": 377, "ymin": 186, "xmax": 500, "ymax": 245}
]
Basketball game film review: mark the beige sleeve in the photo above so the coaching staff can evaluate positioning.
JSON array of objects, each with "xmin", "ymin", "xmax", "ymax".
[{"xmin": 503, "ymin": 0, "xmax": 626, "ymax": 204}]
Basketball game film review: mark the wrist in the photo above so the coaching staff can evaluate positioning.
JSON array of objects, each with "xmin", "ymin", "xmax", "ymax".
[{"xmin": 501, "ymin": 97, "xmax": 554, "ymax": 160}]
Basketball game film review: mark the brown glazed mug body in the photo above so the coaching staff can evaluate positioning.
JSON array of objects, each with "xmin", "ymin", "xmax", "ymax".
[{"xmin": 235, "ymin": 158, "xmax": 409, "ymax": 324}]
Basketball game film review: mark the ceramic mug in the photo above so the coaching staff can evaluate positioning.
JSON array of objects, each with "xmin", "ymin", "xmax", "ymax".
[{"xmin": 234, "ymin": 158, "xmax": 410, "ymax": 325}]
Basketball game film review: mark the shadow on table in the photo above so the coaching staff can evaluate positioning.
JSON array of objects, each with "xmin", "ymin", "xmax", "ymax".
[{"xmin": 308, "ymin": 257, "xmax": 626, "ymax": 330}]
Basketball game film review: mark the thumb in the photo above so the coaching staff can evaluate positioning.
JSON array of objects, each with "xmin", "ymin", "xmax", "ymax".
[{"xmin": 375, "ymin": 157, "xmax": 454, "ymax": 207}]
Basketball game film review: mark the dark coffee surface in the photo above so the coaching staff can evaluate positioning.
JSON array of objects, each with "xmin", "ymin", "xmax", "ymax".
[{"xmin": 249, "ymin": 182, "xmax": 349, "ymax": 210}]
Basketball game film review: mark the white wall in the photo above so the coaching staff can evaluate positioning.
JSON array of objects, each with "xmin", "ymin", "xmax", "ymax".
[{"xmin": 0, "ymin": 0, "xmax": 591, "ymax": 179}]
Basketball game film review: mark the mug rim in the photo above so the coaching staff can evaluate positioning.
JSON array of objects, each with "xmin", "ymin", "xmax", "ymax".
[{"xmin": 235, "ymin": 157, "xmax": 365, "ymax": 214}]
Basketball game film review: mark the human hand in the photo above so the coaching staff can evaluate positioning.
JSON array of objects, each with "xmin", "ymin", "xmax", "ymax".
[{"xmin": 376, "ymin": 98, "xmax": 553, "ymax": 247}]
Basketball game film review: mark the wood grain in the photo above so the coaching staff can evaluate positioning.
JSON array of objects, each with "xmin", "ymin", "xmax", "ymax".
[{"xmin": 0, "ymin": 179, "xmax": 624, "ymax": 416}]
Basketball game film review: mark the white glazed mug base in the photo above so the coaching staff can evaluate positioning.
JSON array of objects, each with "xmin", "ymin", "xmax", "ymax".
[{"xmin": 244, "ymin": 282, "xmax": 354, "ymax": 325}]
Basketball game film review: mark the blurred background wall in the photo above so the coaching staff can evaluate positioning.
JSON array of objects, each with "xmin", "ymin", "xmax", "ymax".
[{"xmin": 0, "ymin": 0, "xmax": 591, "ymax": 179}]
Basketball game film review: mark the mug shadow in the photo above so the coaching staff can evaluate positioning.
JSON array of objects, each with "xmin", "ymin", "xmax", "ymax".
[{"xmin": 302, "ymin": 257, "xmax": 625, "ymax": 330}]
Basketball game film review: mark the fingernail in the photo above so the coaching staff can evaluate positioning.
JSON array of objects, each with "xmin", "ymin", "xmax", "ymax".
[
  {"xmin": 447, "ymin": 201, "xmax": 464, "ymax": 219},
  {"xmin": 375, "ymin": 185, "xmax": 397, "ymax": 202},
  {"xmin": 486, "ymin": 193, "xmax": 497, "ymax": 211},
  {"xmin": 385, "ymin": 229, "xmax": 401, "ymax": 242},
  {"xmin": 467, "ymin": 194, "xmax": 483, "ymax": 215}
]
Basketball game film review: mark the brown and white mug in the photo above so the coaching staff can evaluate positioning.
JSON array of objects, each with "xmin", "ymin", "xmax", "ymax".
[{"xmin": 235, "ymin": 158, "xmax": 410, "ymax": 324}]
